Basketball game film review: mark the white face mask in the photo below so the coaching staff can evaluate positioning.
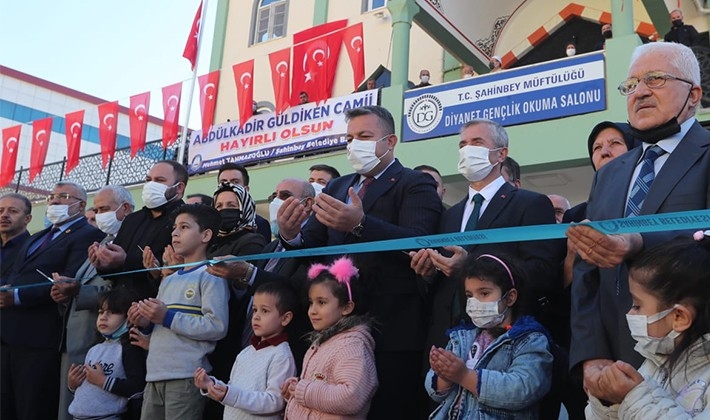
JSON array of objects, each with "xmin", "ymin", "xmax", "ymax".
[
  {"xmin": 566, "ymin": 48, "xmax": 576, "ymax": 57},
  {"xmin": 458, "ymin": 145, "xmax": 501, "ymax": 182},
  {"xmin": 463, "ymin": 73, "xmax": 473, "ymax": 79},
  {"xmin": 46, "ymin": 202, "xmax": 81, "ymax": 226},
  {"xmin": 626, "ymin": 305, "xmax": 680, "ymax": 356},
  {"xmin": 269, "ymin": 198, "xmax": 284, "ymax": 236},
  {"xmin": 95, "ymin": 207, "xmax": 124, "ymax": 235},
  {"xmin": 347, "ymin": 135, "xmax": 390, "ymax": 175},
  {"xmin": 466, "ymin": 293, "xmax": 509, "ymax": 329},
  {"xmin": 311, "ymin": 182, "xmax": 325, "ymax": 196},
  {"xmin": 142, "ymin": 181, "xmax": 177, "ymax": 209},
  {"xmin": 420, "ymin": 75, "xmax": 430, "ymax": 83}
]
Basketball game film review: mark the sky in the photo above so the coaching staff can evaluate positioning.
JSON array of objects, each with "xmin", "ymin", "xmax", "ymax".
[{"xmin": 1, "ymin": 0, "xmax": 217, "ymax": 129}]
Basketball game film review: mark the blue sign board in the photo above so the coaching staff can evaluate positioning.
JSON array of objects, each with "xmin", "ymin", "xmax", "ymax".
[{"xmin": 402, "ymin": 53, "xmax": 606, "ymax": 142}]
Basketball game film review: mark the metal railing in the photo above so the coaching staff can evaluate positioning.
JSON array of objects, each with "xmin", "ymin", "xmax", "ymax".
[{"xmin": 2, "ymin": 138, "xmax": 181, "ymax": 202}]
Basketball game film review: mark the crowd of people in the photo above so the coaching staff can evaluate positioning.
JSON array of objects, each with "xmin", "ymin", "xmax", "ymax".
[{"xmin": 2, "ymin": 38, "xmax": 710, "ymax": 420}]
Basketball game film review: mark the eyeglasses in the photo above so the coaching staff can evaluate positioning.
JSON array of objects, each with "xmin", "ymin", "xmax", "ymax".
[
  {"xmin": 47, "ymin": 193, "xmax": 82, "ymax": 202},
  {"xmin": 618, "ymin": 71, "xmax": 693, "ymax": 96},
  {"xmin": 267, "ymin": 192, "xmax": 309, "ymax": 203}
]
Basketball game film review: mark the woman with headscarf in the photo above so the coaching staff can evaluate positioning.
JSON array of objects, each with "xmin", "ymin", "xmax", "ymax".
[{"xmin": 209, "ymin": 181, "xmax": 266, "ymax": 257}]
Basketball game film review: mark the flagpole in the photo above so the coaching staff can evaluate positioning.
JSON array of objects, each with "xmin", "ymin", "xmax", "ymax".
[{"xmin": 177, "ymin": 0, "xmax": 208, "ymax": 166}]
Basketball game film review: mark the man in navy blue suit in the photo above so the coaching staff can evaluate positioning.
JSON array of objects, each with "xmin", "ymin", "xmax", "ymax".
[
  {"xmin": 568, "ymin": 42, "xmax": 710, "ymax": 406},
  {"xmin": 410, "ymin": 119, "xmax": 562, "ymax": 352},
  {"xmin": 277, "ymin": 105, "xmax": 442, "ymax": 419},
  {"xmin": 1, "ymin": 181, "xmax": 104, "ymax": 420}
]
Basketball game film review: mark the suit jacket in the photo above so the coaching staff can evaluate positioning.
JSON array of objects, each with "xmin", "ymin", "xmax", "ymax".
[
  {"xmin": 0, "ymin": 230, "xmax": 31, "ymax": 280},
  {"xmin": 292, "ymin": 159, "xmax": 442, "ymax": 352},
  {"xmin": 107, "ymin": 200, "xmax": 184, "ymax": 299},
  {"xmin": 570, "ymin": 121, "xmax": 710, "ymax": 370},
  {"xmin": 1, "ymin": 217, "xmax": 104, "ymax": 349},
  {"xmin": 426, "ymin": 182, "xmax": 563, "ymax": 350},
  {"xmin": 60, "ymin": 235, "xmax": 113, "ymax": 363}
]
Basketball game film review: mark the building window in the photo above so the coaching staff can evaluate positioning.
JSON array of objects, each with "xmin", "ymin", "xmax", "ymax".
[
  {"xmin": 362, "ymin": 0, "xmax": 386, "ymax": 13},
  {"xmin": 253, "ymin": 0, "xmax": 287, "ymax": 44}
]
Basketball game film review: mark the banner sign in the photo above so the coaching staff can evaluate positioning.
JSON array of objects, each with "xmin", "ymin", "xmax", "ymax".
[
  {"xmin": 188, "ymin": 90, "xmax": 378, "ymax": 173},
  {"xmin": 402, "ymin": 53, "xmax": 606, "ymax": 142}
]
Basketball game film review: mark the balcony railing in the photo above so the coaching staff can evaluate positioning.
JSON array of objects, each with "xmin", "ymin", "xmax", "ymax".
[{"xmin": 2, "ymin": 138, "xmax": 181, "ymax": 202}]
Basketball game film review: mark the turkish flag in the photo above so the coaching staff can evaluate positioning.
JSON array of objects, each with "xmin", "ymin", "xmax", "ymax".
[
  {"xmin": 292, "ymin": 22, "xmax": 345, "ymax": 104},
  {"xmin": 29, "ymin": 117, "xmax": 53, "ymax": 183},
  {"xmin": 342, "ymin": 23, "xmax": 365, "ymax": 89},
  {"xmin": 268, "ymin": 48, "xmax": 291, "ymax": 114},
  {"xmin": 161, "ymin": 82, "xmax": 183, "ymax": 149},
  {"xmin": 129, "ymin": 92, "xmax": 150, "ymax": 158},
  {"xmin": 183, "ymin": 1, "xmax": 202, "ymax": 70},
  {"xmin": 64, "ymin": 110, "xmax": 84, "ymax": 175},
  {"xmin": 232, "ymin": 60, "xmax": 254, "ymax": 129},
  {"xmin": 1, "ymin": 125, "xmax": 21, "ymax": 187},
  {"xmin": 198, "ymin": 70, "xmax": 220, "ymax": 137},
  {"xmin": 98, "ymin": 101, "xmax": 118, "ymax": 169}
]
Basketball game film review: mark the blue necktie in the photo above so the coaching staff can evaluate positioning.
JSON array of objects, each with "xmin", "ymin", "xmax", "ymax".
[
  {"xmin": 625, "ymin": 145, "xmax": 666, "ymax": 217},
  {"xmin": 465, "ymin": 193, "xmax": 484, "ymax": 231}
]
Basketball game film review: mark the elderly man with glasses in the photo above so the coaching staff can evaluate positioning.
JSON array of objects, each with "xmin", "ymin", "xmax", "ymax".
[
  {"xmin": 0, "ymin": 181, "xmax": 104, "ymax": 420},
  {"xmin": 566, "ymin": 42, "xmax": 710, "ymax": 408}
]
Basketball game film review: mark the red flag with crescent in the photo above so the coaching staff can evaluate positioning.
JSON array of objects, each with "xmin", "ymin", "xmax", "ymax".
[
  {"xmin": 232, "ymin": 60, "xmax": 254, "ymax": 129},
  {"xmin": 198, "ymin": 70, "xmax": 220, "ymax": 137},
  {"xmin": 292, "ymin": 20, "xmax": 347, "ymax": 104},
  {"xmin": 64, "ymin": 110, "xmax": 84, "ymax": 175},
  {"xmin": 29, "ymin": 117, "xmax": 53, "ymax": 182},
  {"xmin": 1, "ymin": 125, "xmax": 21, "ymax": 187},
  {"xmin": 98, "ymin": 101, "xmax": 118, "ymax": 169},
  {"xmin": 161, "ymin": 82, "xmax": 183, "ymax": 149},
  {"xmin": 183, "ymin": 1, "xmax": 202, "ymax": 70},
  {"xmin": 268, "ymin": 48, "xmax": 291, "ymax": 114},
  {"xmin": 129, "ymin": 92, "xmax": 150, "ymax": 158},
  {"xmin": 342, "ymin": 23, "xmax": 365, "ymax": 89}
]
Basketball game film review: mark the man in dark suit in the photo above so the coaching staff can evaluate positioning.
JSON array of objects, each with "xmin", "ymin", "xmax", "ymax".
[
  {"xmin": 0, "ymin": 193, "xmax": 33, "ymax": 280},
  {"xmin": 90, "ymin": 160, "xmax": 186, "ymax": 299},
  {"xmin": 410, "ymin": 119, "xmax": 561, "ymax": 350},
  {"xmin": 567, "ymin": 42, "xmax": 710, "ymax": 405},
  {"xmin": 50, "ymin": 185, "xmax": 135, "ymax": 420},
  {"xmin": 0, "ymin": 181, "xmax": 104, "ymax": 420},
  {"xmin": 277, "ymin": 105, "xmax": 442, "ymax": 419}
]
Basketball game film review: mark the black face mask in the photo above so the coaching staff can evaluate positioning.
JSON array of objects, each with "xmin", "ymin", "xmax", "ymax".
[
  {"xmin": 627, "ymin": 87, "xmax": 692, "ymax": 144},
  {"xmin": 218, "ymin": 208, "xmax": 242, "ymax": 235},
  {"xmin": 672, "ymin": 20, "xmax": 683, "ymax": 28},
  {"xmin": 603, "ymin": 30, "xmax": 612, "ymax": 39},
  {"xmin": 488, "ymin": 62, "xmax": 496, "ymax": 70}
]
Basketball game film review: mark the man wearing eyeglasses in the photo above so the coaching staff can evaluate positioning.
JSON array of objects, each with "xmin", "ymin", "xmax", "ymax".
[
  {"xmin": 1, "ymin": 181, "xmax": 104, "ymax": 420},
  {"xmin": 567, "ymin": 42, "xmax": 710, "ymax": 407}
]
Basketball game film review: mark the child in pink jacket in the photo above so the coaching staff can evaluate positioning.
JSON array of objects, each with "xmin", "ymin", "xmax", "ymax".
[{"xmin": 281, "ymin": 257, "xmax": 378, "ymax": 419}]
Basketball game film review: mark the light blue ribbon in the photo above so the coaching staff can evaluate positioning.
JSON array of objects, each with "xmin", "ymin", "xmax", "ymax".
[{"xmin": 5, "ymin": 209, "xmax": 710, "ymax": 290}]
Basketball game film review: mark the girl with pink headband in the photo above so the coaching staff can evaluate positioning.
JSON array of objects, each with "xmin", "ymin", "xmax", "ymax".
[
  {"xmin": 281, "ymin": 257, "xmax": 378, "ymax": 419},
  {"xmin": 425, "ymin": 252, "xmax": 554, "ymax": 419}
]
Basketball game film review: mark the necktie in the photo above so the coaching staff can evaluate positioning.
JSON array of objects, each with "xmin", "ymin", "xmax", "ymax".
[
  {"xmin": 31, "ymin": 227, "xmax": 60, "ymax": 255},
  {"xmin": 264, "ymin": 242, "xmax": 284, "ymax": 272},
  {"xmin": 625, "ymin": 145, "xmax": 666, "ymax": 217},
  {"xmin": 357, "ymin": 177, "xmax": 375, "ymax": 200},
  {"xmin": 465, "ymin": 193, "xmax": 484, "ymax": 231}
]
